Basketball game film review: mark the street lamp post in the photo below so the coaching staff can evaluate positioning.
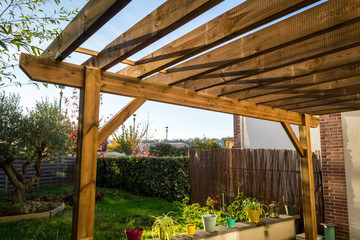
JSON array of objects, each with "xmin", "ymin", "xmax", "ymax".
[
  {"xmin": 132, "ymin": 114, "xmax": 136, "ymax": 154},
  {"xmin": 166, "ymin": 126, "xmax": 168, "ymax": 142},
  {"xmin": 58, "ymin": 85, "xmax": 65, "ymax": 110}
]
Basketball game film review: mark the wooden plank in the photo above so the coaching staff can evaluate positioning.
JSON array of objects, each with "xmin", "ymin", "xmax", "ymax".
[
  {"xmin": 262, "ymin": 78, "xmax": 360, "ymax": 108},
  {"xmin": 299, "ymin": 114, "xmax": 317, "ymax": 240},
  {"xmin": 231, "ymin": 61, "xmax": 360, "ymax": 102},
  {"xmin": 42, "ymin": 0, "xmax": 132, "ymax": 61},
  {"xmin": 83, "ymin": 0, "xmax": 224, "ymax": 70},
  {"xmin": 116, "ymin": 0, "xmax": 320, "ymax": 78},
  {"xmin": 202, "ymin": 36, "xmax": 360, "ymax": 96},
  {"xmin": 97, "ymin": 97, "xmax": 146, "ymax": 145},
  {"xmin": 71, "ymin": 67, "xmax": 100, "ymax": 240},
  {"xmin": 145, "ymin": 0, "xmax": 360, "ymax": 86},
  {"xmin": 0, "ymin": 211, "xmax": 50, "ymax": 223},
  {"xmin": 20, "ymin": 53, "xmax": 320, "ymax": 127},
  {"xmin": 299, "ymin": 102, "xmax": 360, "ymax": 115},
  {"xmin": 286, "ymin": 94, "xmax": 360, "ymax": 111},
  {"xmin": 75, "ymin": 47, "xmax": 136, "ymax": 66},
  {"xmin": 281, "ymin": 122, "xmax": 305, "ymax": 157}
]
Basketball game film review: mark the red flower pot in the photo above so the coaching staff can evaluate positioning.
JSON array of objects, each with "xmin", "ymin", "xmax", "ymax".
[{"xmin": 125, "ymin": 228, "xmax": 143, "ymax": 240}]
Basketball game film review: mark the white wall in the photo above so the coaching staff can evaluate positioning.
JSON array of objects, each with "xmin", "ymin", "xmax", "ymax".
[
  {"xmin": 243, "ymin": 117, "xmax": 321, "ymax": 151},
  {"xmin": 342, "ymin": 111, "xmax": 360, "ymax": 240}
]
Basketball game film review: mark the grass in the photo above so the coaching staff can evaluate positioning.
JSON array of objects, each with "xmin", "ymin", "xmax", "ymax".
[{"xmin": 0, "ymin": 186, "xmax": 190, "ymax": 240}]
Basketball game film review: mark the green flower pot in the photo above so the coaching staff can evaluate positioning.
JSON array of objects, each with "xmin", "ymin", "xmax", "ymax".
[
  {"xmin": 202, "ymin": 214, "xmax": 217, "ymax": 232},
  {"xmin": 226, "ymin": 217, "xmax": 236, "ymax": 228},
  {"xmin": 285, "ymin": 204, "xmax": 295, "ymax": 216}
]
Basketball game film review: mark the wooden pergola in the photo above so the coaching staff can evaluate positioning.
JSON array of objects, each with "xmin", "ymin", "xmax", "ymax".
[{"xmin": 19, "ymin": 0, "xmax": 360, "ymax": 239}]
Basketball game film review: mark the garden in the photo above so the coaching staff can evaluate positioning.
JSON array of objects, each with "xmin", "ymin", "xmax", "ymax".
[{"xmin": 0, "ymin": 183, "xmax": 294, "ymax": 240}]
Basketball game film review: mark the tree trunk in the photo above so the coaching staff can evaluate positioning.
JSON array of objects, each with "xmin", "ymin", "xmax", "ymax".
[{"xmin": 12, "ymin": 185, "xmax": 27, "ymax": 203}]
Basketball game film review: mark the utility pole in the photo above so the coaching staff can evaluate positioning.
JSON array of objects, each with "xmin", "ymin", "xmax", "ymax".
[
  {"xmin": 166, "ymin": 126, "xmax": 168, "ymax": 142},
  {"xmin": 132, "ymin": 114, "xmax": 136, "ymax": 154}
]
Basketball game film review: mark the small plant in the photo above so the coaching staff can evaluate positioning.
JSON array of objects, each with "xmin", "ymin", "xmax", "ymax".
[
  {"xmin": 206, "ymin": 195, "xmax": 219, "ymax": 216},
  {"xmin": 242, "ymin": 197, "xmax": 268, "ymax": 223},
  {"xmin": 152, "ymin": 213, "xmax": 177, "ymax": 240},
  {"xmin": 226, "ymin": 192, "xmax": 246, "ymax": 221}
]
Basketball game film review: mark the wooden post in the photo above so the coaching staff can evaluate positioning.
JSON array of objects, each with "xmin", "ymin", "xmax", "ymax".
[
  {"xmin": 299, "ymin": 114, "xmax": 317, "ymax": 240},
  {"xmin": 71, "ymin": 66, "xmax": 100, "ymax": 240}
]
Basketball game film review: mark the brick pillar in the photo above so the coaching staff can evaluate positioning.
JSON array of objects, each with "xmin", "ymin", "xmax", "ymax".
[
  {"xmin": 320, "ymin": 114, "xmax": 350, "ymax": 240},
  {"xmin": 233, "ymin": 115, "xmax": 241, "ymax": 148}
]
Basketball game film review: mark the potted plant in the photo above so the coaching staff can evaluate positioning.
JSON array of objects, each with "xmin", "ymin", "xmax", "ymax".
[
  {"xmin": 243, "ymin": 197, "xmax": 267, "ymax": 223},
  {"xmin": 182, "ymin": 197, "xmax": 196, "ymax": 235},
  {"xmin": 152, "ymin": 213, "xmax": 177, "ymax": 240},
  {"xmin": 202, "ymin": 195, "xmax": 218, "ymax": 232},
  {"xmin": 226, "ymin": 192, "xmax": 246, "ymax": 228},
  {"xmin": 125, "ymin": 219, "xmax": 143, "ymax": 240},
  {"xmin": 282, "ymin": 196, "xmax": 295, "ymax": 216}
]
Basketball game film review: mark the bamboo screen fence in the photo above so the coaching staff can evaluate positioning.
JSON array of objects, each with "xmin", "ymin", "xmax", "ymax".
[{"xmin": 189, "ymin": 148, "xmax": 323, "ymax": 227}]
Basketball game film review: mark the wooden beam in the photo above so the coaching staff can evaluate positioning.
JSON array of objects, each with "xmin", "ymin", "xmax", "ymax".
[
  {"xmin": 201, "ymin": 35, "xmax": 360, "ymax": 96},
  {"xmin": 75, "ymin": 47, "xmax": 136, "ymax": 66},
  {"xmin": 97, "ymin": 98, "xmax": 146, "ymax": 145},
  {"xmin": 299, "ymin": 114, "xmax": 317, "ymax": 240},
  {"xmin": 19, "ymin": 53, "xmax": 319, "ymax": 128},
  {"xmin": 71, "ymin": 67, "xmax": 100, "ymax": 240},
  {"xmin": 297, "ymin": 101, "xmax": 360, "ymax": 115},
  {"xmin": 281, "ymin": 122, "xmax": 305, "ymax": 157},
  {"xmin": 145, "ymin": 0, "xmax": 360, "ymax": 86},
  {"xmin": 42, "ymin": 0, "xmax": 131, "ymax": 61},
  {"xmin": 228, "ymin": 61, "xmax": 360, "ymax": 102},
  {"xmin": 307, "ymin": 105, "xmax": 360, "ymax": 115},
  {"xmin": 286, "ymin": 94, "xmax": 360, "ymax": 111},
  {"xmin": 261, "ymin": 77, "xmax": 360, "ymax": 108},
  {"xmin": 83, "ymin": 0, "xmax": 224, "ymax": 70},
  {"xmin": 116, "ymin": 0, "xmax": 320, "ymax": 78}
]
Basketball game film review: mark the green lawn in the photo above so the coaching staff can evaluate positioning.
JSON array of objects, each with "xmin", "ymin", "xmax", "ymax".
[{"xmin": 0, "ymin": 186, "xmax": 218, "ymax": 240}]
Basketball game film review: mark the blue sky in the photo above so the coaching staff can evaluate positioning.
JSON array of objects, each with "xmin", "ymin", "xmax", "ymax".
[{"xmin": 4, "ymin": 0, "xmax": 325, "ymax": 143}]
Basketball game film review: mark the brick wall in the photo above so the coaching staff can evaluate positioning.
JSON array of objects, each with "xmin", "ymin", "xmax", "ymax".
[
  {"xmin": 233, "ymin": 115, "xmax": 241, "ymax": 148},
  {"xmin": 320, "ymin": 114, "xmax": 349, "ymax": 240}
]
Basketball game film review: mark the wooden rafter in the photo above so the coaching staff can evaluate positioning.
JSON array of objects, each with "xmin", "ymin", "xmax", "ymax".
[
  {"xmin": 145, "ymin": 0, "xmax": 360, "ymax": 86},
  {"xmin": 226, "ymin": 61, "xmax": 360, "ymax": 102},
  {"xmin": 19, "ymin": 53, "xmax": 319, "ymax": 128},
  {"xmin": 197, "ymin": 24, "xmax": 360, "ymax": 95},
  {"xmin": 42, "ymin": 0, "xmax": 131, "ymax": 61},
  {"xmin": 97, "ymin": 98, "xmax": 146, "ymax": 146},
  {"xmin": 116, "ymin": 0, "xmax": 320, "ymax": 78},
  {"xmin": 260, "ymin": 77, "xmax": 360, "ymax": 108},
  {"xmin": 75, "ymin": 47, "xmax": 136, "ymax": 66},
  {"xmin": 83, "ymin": 0, "xmax": 224, "ymax": 70}
]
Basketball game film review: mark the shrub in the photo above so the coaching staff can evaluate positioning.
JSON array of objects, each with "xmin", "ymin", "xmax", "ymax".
[
  {"xmin": 149, "ymin": 143, "xmax": 189, "ymax": 157},
  {"xmin": 97, "ymin": 156, "xmax": 189, "ymax": 202}
]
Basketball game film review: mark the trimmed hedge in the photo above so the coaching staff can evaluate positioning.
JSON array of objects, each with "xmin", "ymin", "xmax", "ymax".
[{"xmin": 97, "ymin": 156, "xmax": 190, "ymax": 202}]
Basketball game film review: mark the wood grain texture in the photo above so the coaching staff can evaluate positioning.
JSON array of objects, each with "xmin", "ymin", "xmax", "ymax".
[
  {"xmin": 97, "ymin": 98, "xmax": 146, "ymax": 145},
  {"xmin": 19, "ymin": 53, "xmax": 319, "ymax": 128},
  {"xmin": 71, "ymin": 67, "xmax": 100, "ymax": 240},
  {"xmin": 116, "ymin": 0, "xmax": 320, "ymax": 78},
  {"xmin": 83, "ymin": 0, "xmax": 224, "ymax": 70},
  {"xmin": 299, "ymin": 114, "xmax": 317, "ymax": 240},
  {"xmin": 231, "ymin": 61, "xmax": 360, "ymax": 103},
  {"xmin": 281, "ymin": 122, "xmax": 305, "ymax": 157},
  {"xmin": 146, "ymin": 0, "xmax": 360, "ymax": 86},
  {"xmin": 196, "ymin": 23, "xmax": 360, "ymax": 95},
  {"xmin": 42, "ymin": 0, "xmax": 131, "ymax": 61}
]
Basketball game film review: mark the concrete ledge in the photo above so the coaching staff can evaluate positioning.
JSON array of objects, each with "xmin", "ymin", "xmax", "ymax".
[{"xmin": 171, "ymin": 215, "xmax": 300, "ymax": 240}]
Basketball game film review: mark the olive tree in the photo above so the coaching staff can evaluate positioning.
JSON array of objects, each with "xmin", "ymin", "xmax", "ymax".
[{"xmin": 0, "ymin": 93, "xmax": 74, "ymax": 203}]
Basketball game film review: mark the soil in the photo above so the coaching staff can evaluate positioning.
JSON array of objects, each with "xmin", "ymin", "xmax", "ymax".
[{"xmin": 0, "ymin": 201, "xmax": 60, "ymax": 217}]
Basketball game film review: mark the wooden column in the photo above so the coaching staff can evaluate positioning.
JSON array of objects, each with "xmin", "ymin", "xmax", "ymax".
[
  {"xmin": 71, "ymin": 66, "xmax": 100, "ymax": 240},
  {"xmin": 299, "ymin": 114, "xmax": 317, "ymax": 240}
]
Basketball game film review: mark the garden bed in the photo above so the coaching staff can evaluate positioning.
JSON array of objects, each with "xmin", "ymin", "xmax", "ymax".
[{"xmin": 0, "ymin": 203, "xmax": 65, "ymax": 223}]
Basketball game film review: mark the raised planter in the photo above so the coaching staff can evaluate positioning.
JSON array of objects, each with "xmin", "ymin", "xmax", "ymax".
[
  {"xmin": 167, "ymin": 215, "xmax": 300, "ymax": 240},
  {"xmin": 0, "ymin": 203, "xmax": 65, "ymax": 223}
]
